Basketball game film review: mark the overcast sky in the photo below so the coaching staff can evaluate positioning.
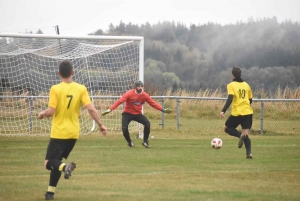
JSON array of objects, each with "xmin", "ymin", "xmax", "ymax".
[{"xmin": 0, "ymin": 0, "xmax": 299, "ymax": 36}]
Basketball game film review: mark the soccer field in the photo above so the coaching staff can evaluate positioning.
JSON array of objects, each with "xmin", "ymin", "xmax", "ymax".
[{"xmin": 0, "ymin": 132, "xmax": 300, "ymax": 201}]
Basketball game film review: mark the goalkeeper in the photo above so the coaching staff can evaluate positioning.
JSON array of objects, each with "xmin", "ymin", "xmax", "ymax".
[{"xmin": 102, "ymin": 80, "xmax": 172, "ymax": 148}]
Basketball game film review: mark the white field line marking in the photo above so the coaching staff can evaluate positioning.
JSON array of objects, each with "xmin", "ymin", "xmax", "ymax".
[
  {"xmin": 0, "ymin": 144, "xmax": 299, "ymax": 150},
  {"xmin": 2, "ymin": 169, "xmax": 300, "ymax": 179}
]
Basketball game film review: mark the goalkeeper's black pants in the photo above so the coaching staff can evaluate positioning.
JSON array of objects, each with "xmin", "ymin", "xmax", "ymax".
[{"xmin": 122, "ymin": 112, "xmax": 150, "ymax": 143}]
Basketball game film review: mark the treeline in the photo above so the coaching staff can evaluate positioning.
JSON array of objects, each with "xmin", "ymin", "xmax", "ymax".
[{"xmin": 90, "ymin": 17, "xmax": 300, "ymax": 93}]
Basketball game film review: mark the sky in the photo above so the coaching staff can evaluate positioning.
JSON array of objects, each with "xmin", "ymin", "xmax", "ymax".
[{"xmin": 0, "ymin": 0, "xmax": 299, "ymax": 36}]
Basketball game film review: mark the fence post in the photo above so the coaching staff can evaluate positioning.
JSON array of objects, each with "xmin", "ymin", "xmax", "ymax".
[
  {"xmin": 176, "ymin": 98, "xmax": 180, "ymax": 130},
  {"xmin": 29, "ymin": 97, "xmax": 33, "ymax": 131},
  {"xmin": 260, "ymin": 100, "xmax": 264, "ymax": 134},
  {"xmin": 161, "ymin": 97, "xmax": 165, "ymax": 129}
]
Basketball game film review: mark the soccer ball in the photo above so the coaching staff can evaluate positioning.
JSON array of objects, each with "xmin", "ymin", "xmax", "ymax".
[{"xmin": 211, "ymin": 138, "xmax": 222, "ymax": 149}]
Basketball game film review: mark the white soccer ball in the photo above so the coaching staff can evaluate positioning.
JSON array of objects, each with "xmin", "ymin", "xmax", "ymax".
[{"xmin": 211, "ymin": 138, "xmax": 222, "ymax": 149}]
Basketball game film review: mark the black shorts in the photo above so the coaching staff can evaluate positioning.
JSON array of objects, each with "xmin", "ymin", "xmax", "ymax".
[
  {"xmin": 45, "ymin": 138, "xmax": 77, "ymax": 160},
  {"xmin": 122, "ymin": 112, "xmax": 150, "ymax": 127},
  {"xmin": 225, "ymin": 114, "xmax": 253, "ymax": 129}
]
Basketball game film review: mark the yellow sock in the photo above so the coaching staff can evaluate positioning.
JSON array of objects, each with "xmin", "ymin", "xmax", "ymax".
[
  {"xmin": 59, "ymin": 163, "xmax": 66, "ymax": 172},
  {"xmin": 47, "ymin": 186, "xmax": 56, "ymax": 193}
]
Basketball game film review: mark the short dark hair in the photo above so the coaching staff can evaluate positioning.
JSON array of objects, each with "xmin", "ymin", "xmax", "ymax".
[
  {"xmin": 232, "ymin": 66, "xmax": 242, "ymax": 78},
  {"xmin": 59, "ymin": 60, "xmax": 73, "ymax": 78}
]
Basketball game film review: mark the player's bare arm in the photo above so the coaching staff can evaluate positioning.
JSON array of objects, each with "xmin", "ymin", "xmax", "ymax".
[
  {"xmin": 85, "ymin": 104, "xmax": 107, "ymax": 136},
  {"xmin": 38, "ymin": 107, "xmax": 56, "ymax": 119}
]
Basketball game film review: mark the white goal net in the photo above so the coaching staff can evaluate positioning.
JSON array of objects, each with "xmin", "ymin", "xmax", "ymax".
[{"xmin": 0, "ymin": 33, "xmax": 144, "ymax": 136}]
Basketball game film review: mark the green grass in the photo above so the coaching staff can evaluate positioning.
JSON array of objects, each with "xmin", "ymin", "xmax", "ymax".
[{"xmin": 0, "ymin": 131, "xmax": 300, "ymax": 201}]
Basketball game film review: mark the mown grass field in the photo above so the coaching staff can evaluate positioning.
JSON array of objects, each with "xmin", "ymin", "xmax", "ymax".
[
  {"xmin": 0, "ymin": 85, "xmax": 300, "ymax": 200},
  {"xmin": 0, "ymin": 129, "xmax": 300, "ymax": 201}
]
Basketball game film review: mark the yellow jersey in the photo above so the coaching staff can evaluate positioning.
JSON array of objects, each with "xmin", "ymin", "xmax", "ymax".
[
  {"xmin": 48, "ymin": 82, "xmax": 91, "ymax": 139},
  {"xmin": 227, "ymin": 81, "xmax": 253, "ymax": 116}
]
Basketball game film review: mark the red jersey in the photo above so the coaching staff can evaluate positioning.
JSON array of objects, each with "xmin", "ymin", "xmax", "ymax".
[{"xmin": 110, "ymin": 89, "xmax": 163, "ymax": 115}]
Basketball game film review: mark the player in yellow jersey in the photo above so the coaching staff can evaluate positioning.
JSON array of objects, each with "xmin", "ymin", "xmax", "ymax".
[
  {"xmin": 38, "ymin": 60, "xmax": 107, "ymax": 200},
  {"xmin": 220, "ymin": 66, "xmax": 253, "ymax": 159}
]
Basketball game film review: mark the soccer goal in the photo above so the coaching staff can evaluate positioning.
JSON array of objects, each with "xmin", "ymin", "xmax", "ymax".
[{"xmin": 0, "ymin": 33, "xmax": 144, "ymax": 136}]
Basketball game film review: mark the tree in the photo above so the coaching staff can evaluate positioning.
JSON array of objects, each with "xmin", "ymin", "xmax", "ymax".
[
  {"xmin": 90, "ymin": 29, "xmax": 103, "ymax": 35},
  {"xmin": 36, "ymin": 29, "xmax": 43, "ymax": 34},
  {"xmin": 102, "ymin": 19, "xmax": 300, "ymax": 92},
  {"xmin": 162, "ymin": 72, "xmax": 180, "ymax": 88}
]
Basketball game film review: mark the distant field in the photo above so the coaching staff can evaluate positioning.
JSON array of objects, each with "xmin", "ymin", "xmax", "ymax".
[
  {"xmin": 0, "ymin": 130, "xmax": 300, "ymax": 201},
  {"xmin": 1, "ymin": 86, "xmax": 300, "ymax": 136},
  {"xmin": 1, "ymin": 117, "xmax": 300, "ymax": 136}
]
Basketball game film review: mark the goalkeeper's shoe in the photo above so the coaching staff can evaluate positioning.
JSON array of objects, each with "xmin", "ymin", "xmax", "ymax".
[
  {"xmin": 128, "ymin": 142, "xmax": 134, "ymax": 148},
  {"xmin": 44, "ymin": 192, "xmax": 54, "ymax": 200},
  {"xmin": 238, "ymin": 133, "xmax": 246, "ymax": 148},
  {"xmin": 142, "ymin": 141, "xmax": 150, "ymax": 148},
  {"xmin": 246, "ymin": 153, "xmax": 253, "ymax": 159},
  {"xmin": 64, "ymin": 162, "xmax": 76, "ymax": 179}
]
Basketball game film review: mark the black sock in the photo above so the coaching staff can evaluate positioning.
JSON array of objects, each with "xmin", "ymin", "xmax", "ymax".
[
  {"xmin": 49, "ymin": 169, "xmax": 62, "ymax": 187},
  {"xmin": 244, "ymin": 136, "xmax": 252, "ymax": 154}
]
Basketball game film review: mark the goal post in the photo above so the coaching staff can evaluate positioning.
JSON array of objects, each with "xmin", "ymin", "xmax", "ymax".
[{"xmin": 0, "ymin": 33, "xmax": 144, "ymax": 136}]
